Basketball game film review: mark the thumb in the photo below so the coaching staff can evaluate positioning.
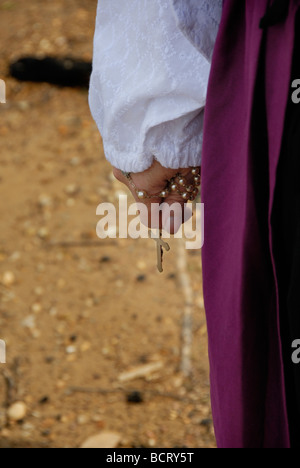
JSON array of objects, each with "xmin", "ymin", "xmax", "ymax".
[{"xmin": 161, "ymin": 193, "xmax": 193, "ymax": 235}]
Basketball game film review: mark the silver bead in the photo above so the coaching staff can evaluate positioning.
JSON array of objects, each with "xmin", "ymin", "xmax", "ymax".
[
  {"xmin": 178, "ymin": 177, "xmax": 187, "ymax": 187},
  {"xmin": 182, "ymin": 192, "xmax": 189, "ymax": 200},
  {"xmin": 160, "ymin": 190, "xmax": 169, "ymax": 198},
  {"xmin": 170, "ymin": 184, "xmax": 178, "ymax": 192},
  {"xmin": 137, "ymin": 190, "xmax": 148, "ymax": 199},
  {"xmin": 191, "ymin": 167, "xmax": 200, "ymax": 176}
]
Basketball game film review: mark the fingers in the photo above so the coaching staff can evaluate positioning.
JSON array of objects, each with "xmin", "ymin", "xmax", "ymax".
[
  {"xmin": 160, "ymin": 194, "xmax": 192, "ymax": 235},
  {"xmin": 113, "ymin": 168, "xmax": 162, "ymax": 229},
  {"xmin": 112, "ymin": 163, "xmax": 195, "ymax": 234}
]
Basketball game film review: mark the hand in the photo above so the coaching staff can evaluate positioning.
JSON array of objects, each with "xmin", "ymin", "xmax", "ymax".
[{"xmin": 113, "ymin": 160, "xmax": 198, "ymax": 234}]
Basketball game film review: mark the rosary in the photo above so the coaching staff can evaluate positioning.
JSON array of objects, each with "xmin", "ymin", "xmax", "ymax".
[{"xmin": 123, "ymin": 167, "xmax": 201, "ymax": 273}]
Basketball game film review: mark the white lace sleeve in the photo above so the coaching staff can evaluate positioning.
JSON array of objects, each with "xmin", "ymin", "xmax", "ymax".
[{"xmin": 89, "ymin": 0, "xmax": 213, "ymax": 173}]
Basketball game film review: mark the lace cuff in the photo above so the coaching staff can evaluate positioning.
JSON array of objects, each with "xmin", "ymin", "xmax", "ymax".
[{"xmin": 89, "ymin": 0, "xmax": 214, "ymax": 172}]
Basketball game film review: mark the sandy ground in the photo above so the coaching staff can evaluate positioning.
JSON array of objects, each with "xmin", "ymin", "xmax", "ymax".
[{"xmin": 0, "ymin": 0, "xmax": 215, "ymax": 448}]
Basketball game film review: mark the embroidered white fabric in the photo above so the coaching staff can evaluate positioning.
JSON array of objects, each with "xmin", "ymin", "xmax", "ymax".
[{"xmin": 89, "ymin": 0, "xmax": 221, "ymax": 173}]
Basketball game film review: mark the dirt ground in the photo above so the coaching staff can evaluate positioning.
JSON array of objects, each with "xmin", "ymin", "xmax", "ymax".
[{"xmin": 0, "ymin": 0, "xmax": 215, "ymax": 448}]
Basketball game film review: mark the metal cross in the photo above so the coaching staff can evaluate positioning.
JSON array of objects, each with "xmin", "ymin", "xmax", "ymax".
[{"xmin": 152, "ymin": 229, "xmax": 170, "ymax": 273}]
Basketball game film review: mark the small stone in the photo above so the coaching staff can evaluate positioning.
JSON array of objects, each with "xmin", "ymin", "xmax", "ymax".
[
  {"xmin": 126, "ymin": 391, "xmax": 144, "ymax": 404},
  {"xmin": 2, "ymin": 271, "xmax": 15, "ymax": 287},
  {"xmin": 10, "ymin": 252, "xmax": 21, "ymax": 262},
  {"xmin": 77, "ymin": 414, "xmax": 89, "ymax": 425},
  {"xmin": 136, "ymin": 261, "xmax": 147, "ymax": 270},
  {"xmin": 64, "ymin": 184, "xmax": 80, "ymax": 196},
  {"xmin": 91, "ymin": 415, "xmax": 103, "ymax": 423},
  {"xmin": 34, "ymin": 287, "xmax": 44, "ymax": 296},
  {"xmin": 22, "ymin": 315, "xmax": 36, "ymax": 329},
  {"xmin": 18, "ymin": 101, "xmax": 30, "ymax": 111},
  {"xmin": 66, "ymin": 198, "xmax": 76, "ymax": 207},
  {"xmin": 80, "ymin": 431, "xmax": 122, "ymax": 449},
  {"xmin": 49, "ymin": 307, "xmax": 57, "ymax": 317},
  {"xmin": 7, "ymin": 402, "xmax": 27, "ymax": 422},
  {"xmin": 45, "ymin": 356, "xmax": 54, "ymax": 364},
  {"xmin": 136, "ymin": 274, "xmax": 146, "ymax": 283},
  {"xmin": 80, "ymin": 341, "xmax": 91, "ymax": 352},
  {"xmin": 37, "ymin": 227, "xmax": 49, "ymax": 239},
  {"xmin": 31, "ymin": 303, "xmax": 42, "ymax": 314},
  {"xmin": 148, "ymin": 439, "xmax": 156, "ymax": 447},
  {"xmin": 200, "ymin": 418, "xmax": 213, "ymax": 428},
  {"xmin": 168, "ymin": 273, "xmax": 177, "ymax": 280},
  {"xmin": 69, "ymin": 156, "xmax": 81, "ymax": 166},
  {"xmin": 66, "ymin": 346, "xmax": 77, "ymax": 355},
  {"xmin": 39, "ymin": 396, "xmax": 50, "ymax": 405},
  {"xmin": 99, "ymin": 256, "xmax": 111, "ymax": 264},
  {"xmin": 38, "ymin": 194, "xmax": 53, "ymax": 208}
]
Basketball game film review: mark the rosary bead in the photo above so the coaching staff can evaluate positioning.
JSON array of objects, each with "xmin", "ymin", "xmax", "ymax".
[
  {"xmin": 182, "ymin": 192, "xmax": 189, "ymax": 200},
  {"xmin": 170, "ymin": 183, "xmax": 178, "ymax": 192},
  {"xmin": 178, "ymin": 177, "xmax": 187, "ymax": 187},
  {"xmin": 137, "ymin": 190, "xmax": 148, "ymax": 199},
  {"xmin": 160, "ymin": 190, "xmax": 169, "ymax": 198},
  {"xmin": 191, "ymin": 167, "xmax": 200, "ymax": 176}
]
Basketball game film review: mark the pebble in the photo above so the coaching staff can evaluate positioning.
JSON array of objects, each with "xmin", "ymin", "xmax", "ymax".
[
  {"xmin": 66, "ymin": 346, "xmax": 77, "ymax": 355},
  {"xmin": 148, "ymin": 439, "xmax": 156, "ymax": 448},
  {"xmin": 38, "ymin": 194, "xmax": 53, "ymax": 208},
  {"xmin": 69, "ymin": 156, "xmax": 81, "ymax": 166},
  {"xmin": 34, "ymin": 287, "xmax": 44, "ymax": 296},
  {"xmin": 39, "ymin": 396, "xmax": 50, "ymax": 405},
  {"xmin": 37, "ymin": 227, "xmax": 50, "ymax": 239},
  {"xmin": 65, "ymin": 184, "xmax": 80, "ymax": 196},
  {"xmin": 200, "ymin": 419, "xmax": 213, "ymax": 428},
  {"xmin": 22, "ymin": 315, "xmax": 36, "ymax": 329},
  {"xmin": 80, "ymin": 341, "xmax": 91, "ymax": 352},
  {"xmin": 66, "ymin": 198, "xmax": 76, "ymax": 207},
  {"xmin": 77, "ymin": 414, "xmax": 89, "ymax": 425},
  {"xmin": 81, "ymin": 431, "xmax": 122, "ymax": 449},
  {"xmin": 126, "ymin": 391, "xmax": 144, "ymax": 404},
  {"xmin": 136, "ymin": 274, "xmax": 146, "ymax": 283},
  {"xmin": 10, "ymin": 251, "xmax": 21, "ymax": 262},
  {"xmin": 2, "ymin": 271, "xmax": 16, "ymax": 287},
  {"xmin": 137, "ymin": 261, "xmax": 147, "ymax": 270},
  {"xmin": 99, "ymin": 256, "xmax": 111, "ymax": 264},
  {"xmin": 32, "ymin": 303, "xmax": 42, "ymax": 314},
  {"xmin": 7, "ymin": 402, "xmax": 27, "ymax": 422}
]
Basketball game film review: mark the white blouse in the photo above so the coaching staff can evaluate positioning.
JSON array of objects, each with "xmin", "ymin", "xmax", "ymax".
[{"xmin": 89, "ymin": 0, "xmax": 222, "ymax": 173}]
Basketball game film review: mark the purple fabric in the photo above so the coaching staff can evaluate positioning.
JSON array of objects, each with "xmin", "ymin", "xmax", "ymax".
[{"xmin": 202, "ymin": 0, "xmax": 300, "ymax": 448}]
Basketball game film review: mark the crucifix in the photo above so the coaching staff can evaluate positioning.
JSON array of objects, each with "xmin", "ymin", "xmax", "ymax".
[{"xmin": 151, "ymin": 229, "xmax": 171, "ymax": 273}]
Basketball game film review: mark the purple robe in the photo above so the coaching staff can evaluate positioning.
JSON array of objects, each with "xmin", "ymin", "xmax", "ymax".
[{"xmin": 202, "ymin": 0, "xmax": 300, "ymax": 448}]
